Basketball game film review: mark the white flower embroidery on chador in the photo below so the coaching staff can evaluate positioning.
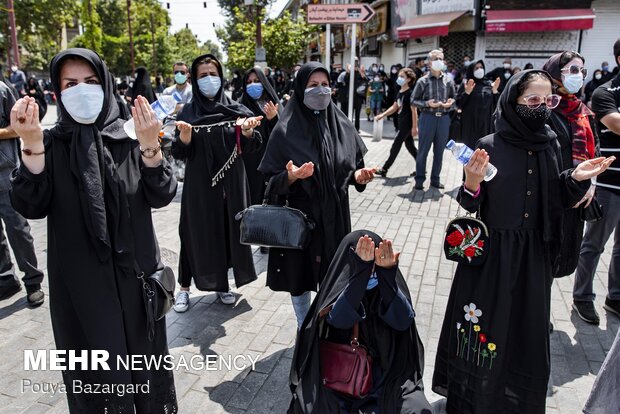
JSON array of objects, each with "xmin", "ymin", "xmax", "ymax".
[{"xmin": 463, "ymin": 303, "xmax": 482, "ymax": 324}]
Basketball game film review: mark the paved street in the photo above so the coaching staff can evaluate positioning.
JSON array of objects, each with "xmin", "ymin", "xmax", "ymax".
[{"xmin": 0, "ymin": 105, "xmax": 617, "ymax": 413}]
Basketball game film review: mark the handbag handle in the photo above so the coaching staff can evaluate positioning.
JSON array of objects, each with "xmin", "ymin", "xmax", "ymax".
[
  {"xmin": 262, "ymin": 175, "xmax": 290, "ymax": 207},
  {"xmin": 319, "ymin": 304, "xmax": 361, "ymax": 348}
]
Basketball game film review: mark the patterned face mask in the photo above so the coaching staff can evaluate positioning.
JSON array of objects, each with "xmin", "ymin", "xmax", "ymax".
[{"xmin": 515, "ymin": 104, "xmax": 551, "ymax": 131}]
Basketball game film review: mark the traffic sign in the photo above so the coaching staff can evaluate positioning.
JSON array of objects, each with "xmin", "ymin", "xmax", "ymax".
[{"xmin": 307, "ymin": 4, "xmax": 375, "ymax": 24}]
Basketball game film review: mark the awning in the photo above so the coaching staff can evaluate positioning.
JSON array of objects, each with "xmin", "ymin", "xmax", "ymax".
[
  {"xmin": 397, "ymin": 11, "xmax": 467, "ymax": 41},
  {"xmin": 485, "ymin": 9, "xmax": 595, "ymax": 33}
]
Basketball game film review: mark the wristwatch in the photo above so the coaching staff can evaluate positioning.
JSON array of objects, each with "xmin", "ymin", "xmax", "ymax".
[{"xmin": 140, "ymin": 145, "xmax": 161, "ymax": 159}]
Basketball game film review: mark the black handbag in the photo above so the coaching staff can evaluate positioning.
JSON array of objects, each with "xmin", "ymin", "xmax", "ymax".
[
  {"xmin": 444, "ymin": 207, "xmax": 490, "ymax": 266},
  {"xmin": 235, "ymin": 182, "xmax": 315, "ymax": 249},
  {"xmin": 449, "ymin": 109, "xmax": 463, "ymax": 143},
  {"xmin": 580, "ymin": 196, "xmax": 603, "ymax": 222},
  {"xmin": 136, "ymin": 264, "xmax": 175, "ymax": 340}
]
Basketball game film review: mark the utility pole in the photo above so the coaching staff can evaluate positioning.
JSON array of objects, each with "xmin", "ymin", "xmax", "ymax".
[
  {"xmin": 126, "ymin": 0, "xmax": 135, "ymax": 74},
  {"xmin": 7, "ymin": 0, "xmax": 20, "ymax": 67},
  {"xmin": 150, "ymin": 12, "xmax": 156, "ymax": 75}
]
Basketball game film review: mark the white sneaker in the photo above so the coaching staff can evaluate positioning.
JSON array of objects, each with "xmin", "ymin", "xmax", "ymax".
[
  {"xmin": 173, "ymin": 290, "xmax": 190, "ymax": 313},
  {"xmin": 217, "ymin": 291, "xmax": 236, "ymax": 305}
]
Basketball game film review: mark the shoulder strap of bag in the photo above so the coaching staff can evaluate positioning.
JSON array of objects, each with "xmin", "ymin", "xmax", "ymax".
[{"xmin": 319, "ymin": 304, "xmax": 360, "ymax": 345}]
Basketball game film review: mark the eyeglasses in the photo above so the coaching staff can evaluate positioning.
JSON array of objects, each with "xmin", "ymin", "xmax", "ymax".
[
  {"xmin": 560, "ymin": 65, "xmax": 587, "ymax": 77},
  {"xmin": 521, "ymin": 94, "xmax": 561, "ymax": 109},
  {"xmin": 174, "ymin": 70, "xmax": 186, "ymax": 75}
]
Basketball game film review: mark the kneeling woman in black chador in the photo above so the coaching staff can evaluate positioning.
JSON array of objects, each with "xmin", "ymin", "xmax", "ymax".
[
  {"xmin": 288, "ymin": 230, "xmax": 432, "ymax": 413},
  {"xmin": 432, "ymin": 70, "xmax": 615, "ymax": 414},
  {"xmin": 10, "ymin": 48, "xmax": 178, "ymax": 413}
]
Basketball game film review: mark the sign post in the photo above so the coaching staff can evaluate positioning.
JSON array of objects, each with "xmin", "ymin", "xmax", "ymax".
[{"xmin": 307, "ymin": 4, "xmax": 375, "ymax": 123}]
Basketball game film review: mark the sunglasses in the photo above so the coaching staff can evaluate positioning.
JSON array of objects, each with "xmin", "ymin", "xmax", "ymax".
[
  {"xmin": 521, "ymin": 94, "xmax": 561, "ymax": 109},
  {"xmin": 560, "ymin": 65, "xmax": 587, "ymax": 77},
  {"xmin": 174, "ymin": 70, "xmax": 186, "ymax": 75}
]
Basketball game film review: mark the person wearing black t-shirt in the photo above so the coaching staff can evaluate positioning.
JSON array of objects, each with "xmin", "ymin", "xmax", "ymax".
[
  {"xmin": 573, "ymin": 39, "xmax": 620, "ymax": 323},
  {"xmin": 375, "ymin": 68, "xmax": 418, "ymax": 177}
]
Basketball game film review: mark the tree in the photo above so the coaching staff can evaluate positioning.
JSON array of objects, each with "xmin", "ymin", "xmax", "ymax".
[
  {"xmin": 7, "ymin": 0, "xmax": 80, "ymax": 71},
  {"xmin": 170, "ymin": 29, "xmax": 222, "ymax": 67},
  {"xmin": 79, "ymin": 0, "xmax": 103, "ymax": 53},
  {"xmin": 218, "ymin": 8, "xmax": 314, "ymax": 71}
]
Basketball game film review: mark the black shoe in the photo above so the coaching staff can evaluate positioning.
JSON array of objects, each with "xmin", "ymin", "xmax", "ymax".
[
  {"xmin": 410, "ymin": 171, "xmax": 416, "ymax": 177},
  {"xmin": 0, "ymin": 283, "xmax": 22, "ymax": 300},
  {"xmin": 604, "ymin": 298, "xmax": 620, "ymax": 318},
  {"xmin": 549, "ymin": 321, "xmax": 554, "ymax": 334},
  {"xmin": 414, "ymin": 183, "xmax": 424, "ymax": 190},
  {"xmin": 375, "ymin": 168, "xmax": 387, "ymax": 178},
  {"xmin": 260, "ymin": 246, "xmax": 269, "ymax": 254},
  {"xmin": 431, "ymin": 182, "xmax": 445, "ymax": 189},
  {"xmin": 26, "ymin": 286, "xmax": 44, "ymax": 307},
  {"xmin": 572, "ymin": 301, "xmax": 600, "ymax": 325}
]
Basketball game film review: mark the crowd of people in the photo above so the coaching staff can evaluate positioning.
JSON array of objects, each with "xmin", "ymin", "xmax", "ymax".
[{"xmin": 0, "ymin": 36, "xmax": 618, "ymax": 413}]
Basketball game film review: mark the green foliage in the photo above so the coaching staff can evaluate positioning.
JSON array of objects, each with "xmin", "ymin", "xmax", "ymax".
[
  {"xmin": 4, "ymin": 0, "xmax": 221, "ymax": 77},
  {"xmin": 219, "ymin": 8, "xmax": 315, "ymax": 71}
]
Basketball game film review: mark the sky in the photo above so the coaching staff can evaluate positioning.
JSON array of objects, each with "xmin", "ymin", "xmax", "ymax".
[{"xmin": 164, "ymin": 0, "xmax": 290, "ymax": 52}]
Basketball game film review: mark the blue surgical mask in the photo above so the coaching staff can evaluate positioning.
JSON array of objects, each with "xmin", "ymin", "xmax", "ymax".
[
  {"xmin": 60, "ymin": 83, "xmax": 104, "ymax": 124},
  {"xmin": 174, "ymin": 72, "xmax": 187, "ymax": 85},
  {"xmin": 303, "ymin": 86, "xmax": 332, "ymax": 111},
  {"xmin": 562, "ymin": 73, "xmax": 584, "ymax": 94},
  {"xmin": 396, "ymin": 76, "xmax": 406, "ymax": 86},
  {"xmin": 246, "ymin": 83, "xmax": 264, "ymax": 100},
  {"xmin": 366, "ymin": 272, "xmax": 378, "ymax": 290},
  {"xmin": 602, "ymin": 65, "xmax": 609, "ymax": 72},
  {"xmin": 198, "ymin": 75, "xmax": 221, "ymax": 98}
]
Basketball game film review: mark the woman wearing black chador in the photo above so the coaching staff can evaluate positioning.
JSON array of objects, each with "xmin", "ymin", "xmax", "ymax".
[
  {"xmin": 10, "ymin": 48, "xmax": 178, "ymax": 413},
  {"xmin": 288, "ymin": 230, "xmax": 432, "ymax": 414},
  {"xmin": 432, "ymin": 69, "xmax": 615, "ymax": 413}
]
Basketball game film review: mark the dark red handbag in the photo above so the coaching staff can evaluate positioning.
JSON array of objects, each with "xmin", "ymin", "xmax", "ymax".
[{"xmin": 318, "ymin": 306, "xmax": 373, "ymax": 399}]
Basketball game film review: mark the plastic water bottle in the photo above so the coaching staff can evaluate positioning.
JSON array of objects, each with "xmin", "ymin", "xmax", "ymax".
[
  {"xmin": 123, "ymin": 94, "xmax": 181, "ymax": 140},
  {"xmin": 446, "ymin": 139, "xmax": 498, "ymax": 181}
]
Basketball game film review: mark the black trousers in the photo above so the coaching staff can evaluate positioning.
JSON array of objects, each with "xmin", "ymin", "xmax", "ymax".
[
  {"xmin": 0, "ymin": 190, "xmax": 44, "ymax": 288},
  {"xmin": 382, "ymin": 129, "xmax": 417, "ymax": 171}
]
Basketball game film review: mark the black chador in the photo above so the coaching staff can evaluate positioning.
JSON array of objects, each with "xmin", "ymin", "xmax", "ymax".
[
  {"xmin": 172, "ymin": 54, "xmax": 260, "ymax": 292},
  {"xmin": 258, "ymin": 62, "xmax": 367, "ymax": 295},
  {"xmin": 433, "ymin": 70, "xmax": 590, "ymax": 414},
  {"xmin": 10, "ymin": 48, "xmax": 178, "ymax": 413},
  {"xmin": 239, "ymin": 67, "xmax": 282, "ymax": 205},
  {"xmin": 288, "ymin": 230, "xmax": 432, "ymax": 413}
]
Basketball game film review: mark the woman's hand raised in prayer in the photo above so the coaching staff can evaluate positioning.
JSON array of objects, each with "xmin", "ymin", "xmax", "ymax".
[
  {"xmin": 240, "ymin": 116, "xmax": 263, "ymax": 137},
  {"xmin": 263, "ymin": 101, "xmax": 279, "ymax": 121},
  {"xmin": 355, "ymin": 235, "xmax": 375, "ymax": 262},
  {"xmin": 286, "ymin": 160, "xmax": 314, "ymax": 185},
  {"xmin": 355, "ymin": 167, "xmax": 376, "ymax": 185},
  {"xmin": 175, "ymin": 121, "xmax": 193, "ymax": 145},
  {"xmin": 375, "ymin": 239, "xmax": 400, "ymax": 269},
  {"xmin": 11, "ymin": 96, "xmax": 43, "ymax": 149},
  {"xmin": 464, "ymin": 79, "xmax": 475, "ymax": 95},
  {"xmin": 463, "ymin": 148, "xmax": 489, "ymax": 193},
  {"xmin": 571, "ymin": 156, "xmax": 616, "ymax": 182},
  {"xmin": 11, "ymin": 96, "xmax": 45, "ymax": 174},
  {"xmin": 133, "ymin": 95, "xmax": 161, "ymax": 149}
]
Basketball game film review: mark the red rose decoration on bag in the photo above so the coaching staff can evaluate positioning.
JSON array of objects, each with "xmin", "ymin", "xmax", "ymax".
[
  {"xmin": 477, "ymin": 240, "xmax": 485, "ymax": 248},
  {"xmin": 447, "ymin": 230, "xmax": 465, "ymax": 247},
  {"xmin": 464, "ymin": 246, "xmax": 476, "ymax": 257}
]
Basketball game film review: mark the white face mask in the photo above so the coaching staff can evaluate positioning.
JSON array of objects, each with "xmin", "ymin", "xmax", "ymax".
[
  {"xmin": 431, "ymin": 59, "xmax": 444, "ymax": 72},
  {"xmin": 595, "ymin": 73, "xmax": 602, "ymax": 80},
  {"xmin": 473, "ymin": 68, "xmax": 485, "ymax": 79},
  {"xmin": 503, "ymin": 63, "xmax": 511, "ymax": 69},
  {"xmin": 60, "ymin": 83, "xmax": 104, "ymax": 124}
]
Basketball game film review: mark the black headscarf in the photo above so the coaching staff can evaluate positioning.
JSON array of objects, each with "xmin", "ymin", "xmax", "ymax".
[
  {"xmin": 494, "ymin": 69, "xmax": 559, "ymax": 243},
  {"xmin": 48, "ymin": 48, "xmax": 133, "ymax": 272},
  {"xmin": 239, "ymin": 66, "xmax": 281, "ymax": 116},
  {"xmin": 131, "ymin": 66, "xmax": 156, "ymax": 104},
  {"xmin": 466, "ymin": 60, "xmax": 491, "ymax": 85},
  {"xmin": 258, "ymin": 62, "xmax": 367, "ymax": 263},
  {"xmin": 290, "ymin": 230, "xmax": 427, "ymax": 413},
  {"xmin": 176, "ymin": 54, "xmax": 254, "ymax": 184}
]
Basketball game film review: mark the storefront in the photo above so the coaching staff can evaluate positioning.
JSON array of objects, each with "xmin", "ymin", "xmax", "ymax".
[{"xmin": 478, "ymin": 1, "xmax": 595, "ymax": 72}]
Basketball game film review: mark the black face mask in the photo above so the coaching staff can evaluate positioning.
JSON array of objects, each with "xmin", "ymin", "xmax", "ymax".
[{"xmin": 515, "ymin": 104, "xmax": 551, "ymax": 131}]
